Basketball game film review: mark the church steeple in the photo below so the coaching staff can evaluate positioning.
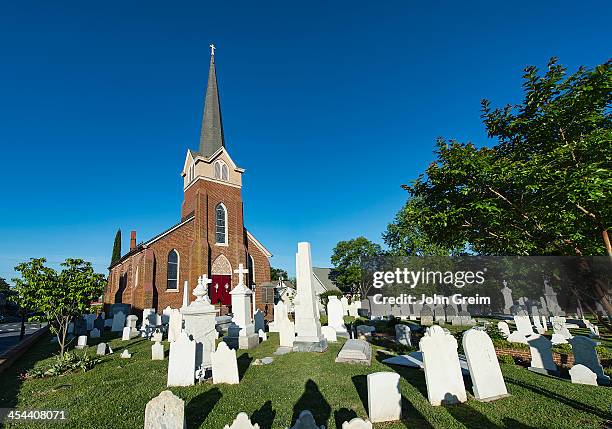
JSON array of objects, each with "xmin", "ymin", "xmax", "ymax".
[{"xmin": 199, "ymin": 44, "xmax": 225, "ymax": 158}]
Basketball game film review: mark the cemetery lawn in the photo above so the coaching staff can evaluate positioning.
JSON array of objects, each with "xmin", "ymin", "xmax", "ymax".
[{"xmin": 0, "ymin": 332, "xmax": 610, "ymax": 429}]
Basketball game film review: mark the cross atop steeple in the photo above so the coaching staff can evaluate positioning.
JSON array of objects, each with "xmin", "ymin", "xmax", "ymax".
[{"xmin": 209, "ymin": 43, "xmax": 216, "ymax": 56}]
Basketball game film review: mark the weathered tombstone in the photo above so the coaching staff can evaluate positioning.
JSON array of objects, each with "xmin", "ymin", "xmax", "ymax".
[
  {"xmin": 167, "ymin": 331, "xmax": 196, "ymax": 387},
  {"xmin": 94, "ymin": 315, "xmax": 105, "ymax": 331},
  {"xmin": 335, "ymin": 339, "xmax": 371, "ymax": 365},
  {"xmin": 144, "ymin": 390, "xmax": 186, "ymax": 429},
  {"xmin": 254, "ymin": 309, "xmax": 265, "ymax": 334},
  {"xmin": 121, "ymin": 349, "xmax": 131, "ymax": 359},
  {"xmin": 462, "ymin": 329, "xmax": 508, "ymax": 401},
  {"xmin": 90, "ymin": 328, "xmax": 101, "ymax": 338},
  {"xmin": 500, "ymin": 281, "xmax": 513, "ymax": 314},
  {"xmin": 514, "ymin": 315, "xmax": 534, "ymax": 336},
  {"xmin": 211, "ymin": 342, "xmax": 239, "ymax": 385},
  {"xmin": 151, "ymin": 328, "xmax": 163, "ymax": 342},
  {"xmin": 340, "ymin": 296, "xmax": 350, "ymax": 315},
  {"xmin": 168, "ymin": 308, "xmax": 182, "ymax": 342},
  {"xmin": 527, "ymin": 334, "xmax": 557, "ymax": 375},
  {"xmin": 225, "ymin": 264, "xmax": 259, "ymax": 350},
  {"xmin": 76, "ymin": 335, "xmax": 88, "ymax": 349},
  {"xmin": 355, "ymin": 325, "xmax": 375, "ymax": 338},
  {"xmin": 74, "ymin": 317, "xmax": 88, "ymax": 336},
  {"xmin": 277, "ymin": 302, "xmax": 295, "ymax": 348},
  {"xmin": 109, "ymin": 303, "xmax": 131, "ymax": 318},
  {"xmin": 367, "ymin": 372, "xmax": 401, "ymax": 423},
  {"xmin": 321, "ymin": 325, "xmax": 337, "ymax": 343},
  {"xmin": 420, "ymin": 325, "xmax": 467, "ymax": 405},
  {"xmin": 293, "ymin": 243, "xmax": 327, "ymax": 352},
  {"xmin": 288, "ymin": 410, "xmax": 324, "ymax": 429},
  {"xmin": 152, "ymin": 341, "xmax": 164, "ymax": 360},
  {"xmin": 258, "ymin": 329, "xmax": 267, "ymax": 342},
  {"xmin": 533, "ymin": 315, "xmax": 546, "ymax": 334},
  {"xmin": 420, "ymin": 305, "xmax": 433, "ymax": 326},
  {"xmin": 569, "ymin": 364, "xmax": 598, "ymax": 386},
  {"xmin": 84, "ymin": 314, "xmax": 96, "ymax": 331},
  {"xmin": 96, "ymin": 342, "xmax": 108, "ymax": 356},
  {"xmin": 551, "ymin": 317, "xmax": 572, "ymax": 344},
  {"xmin": 223, "ymin": 412, "xmax": 260, "ymax": 429},
  {"xmin": 569, "ymin": 335, "xmax": 610, "ymax": 384},
  {"xmin": 433, "ymin": 304, "xmax": 446, "ymax": 323},
  {"xmin": 111, "ymin": 311, "xmax": 126, "ymax": 332},
  {"xmin": 327, "ymin": 296, "xmax": 349, "ymax": 337},
  {"xmin": 341, "ymin": 418, "xmax": 372, "ymax": 429},
  {"xmin": 104, "ymin": 319, "xmax": 113, "ymax": 329},
  {"xmin": 446, "ymin": 305, "xmax": 459, "ymax": 325},
  {"xmin": 126, "ymin": 314, "xmax": 138, "ymax": 329},
  {"xmin": 122, "ymin": 326, "xmax": 137, "ymax": 341},
  {"xmin": 182, "ymin": 275, "xmax": 217, "ymax": 372},
  {"xmin": 395, "ymin": 324, "xmax": 411, "ymax": 346},
  {"xmin": 162, "ymin": 306, "xmax": 172, "ymax": 324},
  {"xmin": 497, "ymin": 321, "xmax": 510, "ymax": 338}
]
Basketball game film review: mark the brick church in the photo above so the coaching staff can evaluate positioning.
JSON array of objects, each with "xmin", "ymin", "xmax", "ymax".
[{"xmin": 104, "ymin": 47, "xmax": 272, "ymax": 315}]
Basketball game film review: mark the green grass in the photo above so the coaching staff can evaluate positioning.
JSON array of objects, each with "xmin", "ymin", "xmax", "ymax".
[{"xmin": 0, "ymin": 331, "xmax": 610, "ymax": 429}]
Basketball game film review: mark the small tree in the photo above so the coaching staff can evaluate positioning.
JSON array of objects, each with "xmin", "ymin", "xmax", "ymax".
[
  {"xmin": 111, "ymin": 229, "xmax": 122, "ymax": 265},
  {"xmin": 12, "ymin": 258, "xmax": 106, "ymax": 358},
  {"xmin": 270, "ymin": 267, "xmax": 288, "ymax": 282}
]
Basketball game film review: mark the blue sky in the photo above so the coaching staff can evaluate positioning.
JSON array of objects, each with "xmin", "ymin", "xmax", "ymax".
[{"xmin": 0, "ymin": 1, "xmax": 610, "ymax": 281}]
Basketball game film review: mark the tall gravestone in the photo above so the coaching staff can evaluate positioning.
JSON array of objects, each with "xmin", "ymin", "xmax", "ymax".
[
  {"xmin": 420, "ymin": 325, "xmax": 467, "ymax": 405},
  {"xmin": 462, "ymin": 329, "xmax": 508, "ymax": 401},
  {"xmin": 182, "ymin": 274, "xmax": 217, "ymax": 372},
  {"xmin": 111, "ymin": 311, "xmax": 126, "ymax": 332},
  {"xmin": 367, "ymin": 372, "xmax": 401, "ymax": 423},
  {"xmin": 569, "ymin": 335, "xmax": 609, "ymax": 384},
  {"xmin": 497, "ymin": 321, "xmax": 510, "ymax": 338},
  {"xmin": 500, "ymin": 281, "xmax": 513, "ymax": 314},
  {"xmin": 327, "ymin": 296, "xmax": 348, "ymax": 337},
  {"xmin": 293, "ymin": 242, "xmax": 327, "ymax": 352},
  {"xmin": 144, "ymin": 390, "xmax": 186, "ymax": 429},
  {"xmin": 277, "ymin": 302, "xmax": 296, "ymax": 348},
  {"xmin": 211, "ymin": 342, "xmax": 239, "ymax": 385},
  {"xmin": 225, "ymin": 264, "xmax": 259, "ymax": 350},
  {"xmin": 340, "ymin": 296, "xmax": 349, "ymax": 315},
  {"xmin": 420, "ymin": 305, "xmax": 433, "ymax": 326},
  {"xmin": 527, "ymin": 334, "xmax": 558, "ymax": 375},
  {"xmin": 167, "ymin": 332, "xmax": 196, "ymax": 387},
  {"xmin": 168, "ymin": 308, "xmax": 182, "ymax": 343}
]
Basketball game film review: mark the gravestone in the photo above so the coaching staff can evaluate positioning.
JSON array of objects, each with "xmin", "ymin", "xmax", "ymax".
[
  {"xmin": 109, "ymin": 303, "xmax": 130, "ymax": 318},
  {"xmin": 462, "ymin": 329, "xmax": 508, "ymax": 401},
  {"xmin": 90, "ymin": 328, "xmax": 100, "ymax": 338},
  {"xmin": 527, "ymin": 334, "xmax": 558, "ymax": 375},
  {"xmin": 83, "ymin": 314, "xmax": 96, "ymax": 331},
  {"xmin": 569, "ymin": 364, "xmax": 598, "ymax": 386},
  {"xmin": 94, "ymin": 315, "xmax": 105, "ymax": 331},
  {"xmin": 321, "ymin": 326, "xmax": 337, "ymax": 343},
  {"xmin": 162, "ymin": 306, "xmax": 172, "ymax": 324},
  {"xmin": 497, "ymin": 321, "xmax": 510, "ymax": 338},
  {"xmin": 356, "ymin": 325, "xmax": 375, "ymax": 337},
  {"xmin": 288, "ymin": 410, "xmax": 324, "ymax": 429},
  {"xmin": 182, "ymin": 274, "xmax": 217, "ymax": 372},
  {"xmin": 254, "ymin": 309, "xmax": 265, "ymax": 334},
  {"xmin": 151, "ymin": 328, "xmax": 163, "ymax": 342},
  {"xmin": 211, "ymin": 342, "xmax": 239, "ymax": 385},
  {"xmin": 551, "ymin": 317, "xmax": 572, "ymax": 344},
  {"xmin": 500, "ymin": 281, "xmax": 513, "ymax": 314},
  {"xmin": 258, "ymin": 329, "xmax": 267, "ymax": 342},
  {"xmin": 152, "ymin": 341, "xmax": 164, "ymax": 360},
  {"xmin": 340, "ymin": 296, "xmax": 349, "ymax": 315},
  {"xmin": 420, "ymin": 325, "xmax": 467, "ymax": 405},
  {"xmin": 446, "ymin": 305, "xmax": 459, "ymax": 325},
  {"xmin": 569, "ymin": 335, "xmax": 609, "ymax": 384},
  {"xmin": 168, "ymin": 308, "xmax": 183, "ymax": 342},
  {"xmin": 341, "ymin": 418, "xmax": 372, "ymax": 429},
  {"xmin": 104, "ymin": 319, "xmax": 113, "ymax": 329},
  {"xmin": 533, "ymin": 315, "xmax": 546, "ymax": 334},
  {"xmin": 121, "ymin": 350, "xmax": 131, "ymax": 359},
  {"xmin": 126, "ymin": 315, "xmax": 138, "ymax": 329},
  {"xmin": 167, "ymin": 331, "xmax": 196, "ymax": 387},
  {"xmin": 223, "ymin": 412, "xmax": 260, "ymax": 429},
  {"xmin": 395, "ymin": 324, "xmax": 411, "ymax": 346},
  {"xmin": 327, "ymin": 296, "xmax": 348, "ymax": 337},
  {"xmin": 122, "ymin": 326, "xmax": 138, "ymax": 341},
  {"xmin": 433, "ymin": 304, "xmax": 446, "ymax": 323},
  {"xmin": 335, "ymin": 339, "xmax": 371, "ymax": 365},
  {"xmin": 514, "ymin": 315, "xmax": 534, "ymax": 335},
  {"xmin": 111, "ymin": 311, "xmax": 126, "ymax": 332},
  {"xmin": 293, "ymin": 242, "xmax": 327, "ymax": 352},
  {"xmin": 96, "ymin": 342, "xmax": 108, "ymax": 356},
  {"xmin": 225, "ymin": 264, "xmax": 259, "ymax": 350},
  {"xmin": 144, "ymin": 390, "xmax": 186, "ymax": 429},
  {"xmin": 420, "ymin": 305, "xmax": 433, "ymax": 326},
  {"xmin": 76, "ymin": 335, "xmax": 88, "ymax": 349},
  {"xmin": 367, "ymin": 372, "xmax": 401, "ymax": 423}
]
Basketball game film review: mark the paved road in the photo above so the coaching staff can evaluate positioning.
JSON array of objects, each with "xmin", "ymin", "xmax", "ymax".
[{"xmin": 0, "ymin": 322, "xmax": 47, "ymax": 356}]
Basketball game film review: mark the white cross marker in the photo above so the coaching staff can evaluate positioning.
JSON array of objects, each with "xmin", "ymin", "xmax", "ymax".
[
  {"xmin": 210, "ymin": 43, "xmax": 216, "ymax": 56},
  {"xmin": 234, "ymin": 263, "xmax": 249, "ymax": 286}
]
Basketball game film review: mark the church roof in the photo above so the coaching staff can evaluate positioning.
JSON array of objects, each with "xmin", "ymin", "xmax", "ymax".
[
  {"xmin": 312, "ymin": 267, "xmax": 341, "ymax": 294},
  {"xmin": 198, "ymin": 48, "xmax": 225, "ymax": 158}
]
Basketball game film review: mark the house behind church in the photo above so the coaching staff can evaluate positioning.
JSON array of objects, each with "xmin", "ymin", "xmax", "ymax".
[{"xmin": 104, "ymin": 49, "xmax": 272, "ymax": 316}]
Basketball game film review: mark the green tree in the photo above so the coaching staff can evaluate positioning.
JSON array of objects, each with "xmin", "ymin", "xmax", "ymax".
[
  {"xmin": 270, "ymin": 267, "xmax": 288, "ymax": 281},
  {"xmin": 111, "ymin": 229, "xmax": 122, "ymax": 265},
  {"xmin": 12, "ymin": 258, "xmax": 106, "ymax": 358},
  {"xmin": 0, "ymin": 277, "xmax": 11, "ymax": 294},
  {"xmin": 330, "ymin": 237, "xmax": 382, "ymax": 294},
  {"xmin": 402, "ymin": 58, "xmax": 612, "ymax": 315}
]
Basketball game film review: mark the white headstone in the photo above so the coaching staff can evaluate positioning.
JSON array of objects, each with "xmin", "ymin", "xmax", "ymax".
[
  {"xmin": 395, "ymin": 324, "xmax": 411, "ymax": 346},
  {"xmin": 96, "ymin": 342, "xmax": 108, "ymax": 356},
  {"xmin": 111, "ymin": 311, "xmax": 126, "ymax": 332},
  {"xmin": 121, "ymin": 349, "xmax": 131, "ymax": 359},
  {"xmin": 122, "ymin": 326, "xmax": 137, "ymax": 341},
  {"xmin": 327, "ymin": 296, "xmax": 348, "ymax": 335},
  {"xmin": 420, "ymin": 325, "xmax": 467, "ymax": 405},
  {"xmin": 497, "ymin": 321, "xmax": 510, "ymax": 338},
  {"xmin": 527, "ymin": 334, "xmax": 557, "ymax": 374},
  {"xmin": 462, "ymin": 329, "xmax": 508, "ymax": 401},
  {"xmin": 76, "ymin": 335, "xmax": 88, "ymax": 349},
  {"xmin": 335, "ymin": 339, "xmax": 371, "ymax": 365},
  {"xmin": 167, "ymin": 332, "xmax": 196, "ymax": 387},
  {"xmin": 321, "ymin": 325, "xmax": 337, "ymax": 343},
  {"xmin": 182, "ymin": 280, "xmax": 190, "ymax": 308},
  {"xmin": 366, "ymin": 372, "xmax": 401, "ymax": 423},
  {"xmin": 152, "ymin": 341, "xmax": 164, "ymax": 360},
  {"xmin": 501, "ymin": 282, "xmax": 513, "ymax": 314},
  {"xmin": 340, "ymin": 296, "xmax": 349, "ymax": 315},
  {"xmin": 226, "ymin": 265, "xmax": 259, "ymax": 350},
  {"xmin": 151, "ymin": 329, "xmax": 163, "ymax": 342},
  {"xmin": 211, "ymin": 342, "xmax": 240, "ymax": 385},
  {"xmin": 293, "ymin": 242, "xmax": 327, "ymax": 351},
  {"xmin": 126, "ymin": 314, "xmax": 138, "ymax": 329},
  {"xmin": 277, "ymin": 302, "xmax": 296, "ymax": 348},
  {"xmin": 341, "ymin": 418, "xmax": 372, "ymax": 429},
  {"xmin": 223, "ymin": 412, "xmax": 260, "ymax": 429},
  {"xmin": 288, "ymin": 410, "xmax": 324, "ymax": 429},
  {"xmin": 144, "ymin": 390, "xmax": 186, "ymax": 429},
  {"xmin": 168, "ymin": 309, "xmax": 183, "ymax": 342},
  {"xmin": 258, "ymin": 329, "xmax": 267, "ymax": 342},
  {"xmin": 513, "ymin": 315, "xmax": 534, "ymax": 336},
  {"xmin": 569, "ymin": 364, "xmax": 598, "ymax": 386},
  {"xmin": 348, "ymin": 301, "xmax": 361, "ymax": 317},
  {"xmin": 90, "ymin": 328, "xmax": 100, "ymax": 338}
]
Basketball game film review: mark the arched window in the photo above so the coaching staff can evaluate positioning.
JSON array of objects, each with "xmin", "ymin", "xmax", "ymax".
[
  {"xmin": 214, "ymin": 160, "xmax": 229, "ymax": 182},
  {"xmin": 167, "ymin": 250, "xmax": 179, "ymax": 290},
  {"xmin": 221, "ymin": 164, "xmax": 229, "ymax": 181},
  {"xmin": 215, "ymin": 204, "xmax": 227, "ymax": 244},
  {"xmin": 214, "ymin": 162, "xmax": 221, "ymax": 179},
  {"xmin": 188, "ymin": 162, "xmax": 195, "ymax": 182}
]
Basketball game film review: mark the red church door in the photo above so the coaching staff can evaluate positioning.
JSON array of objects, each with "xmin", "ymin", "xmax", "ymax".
[{"xmin": 210, "ymin": 275, "xmax": 232, "ymax": 306}]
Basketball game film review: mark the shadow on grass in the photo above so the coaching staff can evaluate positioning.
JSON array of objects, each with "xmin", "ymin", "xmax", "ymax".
[
  {"xmin": 375, "ymin": 351, "xmax": 429, "ymax": 400},
  {"xmin": 334, "ymin": 408, "xmax": 357, "ymax": 428},
  {"xmin": 237, "ymin": 353, "xmax": 253, "ymax": 381},
  {"xmin": 185, "ymin": 387, "xmax": 222, "ymax": 428},
  {"xmin": 291, "ymin": 379, "xmax": 331, "ymax": 428},
  {"xmin": 0, "ymin": 333, "xmax": 58, "ymax": 408},
  {"xmin": 506, "ymin": 377, "xmax": 609, "ymax": 419},
  {"xmin": 251, "ymin": 400, "xmax": 276, "ymax": 429},
  {"xmin": 444, "ymin": 402, "xmax": 503, "ymax": 429}
]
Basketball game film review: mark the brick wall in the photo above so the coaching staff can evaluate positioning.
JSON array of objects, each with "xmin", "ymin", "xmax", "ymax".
[{"xmin": 494, "ymin": 348, "xmax": 575, "ymax": 367}]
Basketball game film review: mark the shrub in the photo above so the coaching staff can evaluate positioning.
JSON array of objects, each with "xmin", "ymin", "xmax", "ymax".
[
  {"xmin": 23, "ymin": 350, "xmax": 100, "ymax": 379},
  {"xmin": 498, "ymin": 354, "xmax": 515, "ymax": 365},
  {"xmin": 319, "ymin": 290, "xmax": 343, "ymax": 306},
  {"xmin": 596, "ymin": 345, "xmax": 612, "ymax": 360},
  {"xmin": 486, "ymin": 324, "xmax": 507, "ymax": 341},
  {"xmin": 552, "ymin": 343, "xmax": 572, "ymax": 354}
]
